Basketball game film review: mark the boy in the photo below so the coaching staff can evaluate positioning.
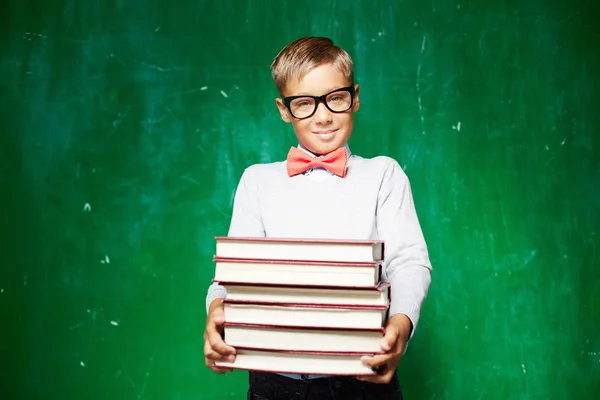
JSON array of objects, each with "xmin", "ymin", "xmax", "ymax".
[{"xmin": 204, "ymin": 37, "xmax": 432, "ymax": 399}]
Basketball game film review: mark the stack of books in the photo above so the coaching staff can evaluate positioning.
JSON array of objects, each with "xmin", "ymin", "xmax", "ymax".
[{"xmin": 212, "ymin": 236, "xmax": 389, "ymax": 376}]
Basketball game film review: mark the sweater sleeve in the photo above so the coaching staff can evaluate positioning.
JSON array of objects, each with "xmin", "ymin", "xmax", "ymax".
[
  {"xmin": 205, "ymin": 167, "xmax": 266, "ymax": 313},
  {"xmin": 376, "ymin": 159, "xmax": 432, "ymax": 339}
]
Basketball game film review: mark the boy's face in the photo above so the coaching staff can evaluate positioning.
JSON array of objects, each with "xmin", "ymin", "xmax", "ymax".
[{"xmin": 276, "ymin": 63, "xmax": 360, "ymax": 156}]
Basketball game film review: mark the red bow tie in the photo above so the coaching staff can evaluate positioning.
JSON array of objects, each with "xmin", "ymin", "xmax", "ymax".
[{"xmin": 286, "ymin": 146, "xmax": 349, "ymax": 178}]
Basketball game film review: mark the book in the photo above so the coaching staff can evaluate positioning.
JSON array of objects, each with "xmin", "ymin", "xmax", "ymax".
[
  {"xmin": 218, "ymin": 282, "xmax": 390, "ymax": 307},
  {"xmin": 223, "ymin": 323, "xmax": 385, "ymax": 353},
  {"xmin": 214, "ymin": 348, "xmax": 377, "ymax": 376},
  {"xmin": 215, "ymin": 236, "xmax": 384, "ymax": 263},
  {"xmin": 223, "ymin": 301, "xmax": 388, "ymax": 329},
  {"xmin": 213, "ymin": 258, "xmax": 381, "ymax": 288},
  {"xmin": 212, "ymin": 235, "xmax": 389, "ymax": 376}
]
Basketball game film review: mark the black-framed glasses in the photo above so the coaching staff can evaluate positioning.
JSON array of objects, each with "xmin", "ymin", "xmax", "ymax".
[{"xmin": 282, "ymin": 86, "xmax": 356, "ymax": 119}]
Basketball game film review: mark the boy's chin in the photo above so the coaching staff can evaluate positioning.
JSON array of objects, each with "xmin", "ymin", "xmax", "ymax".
[
  {"xmin": 301, "ymin": 142, "xmax": 344, "ymax": 156},
  {"xmin": 299, "ymin": 136, "xmax": 350, "ymax": 155}
]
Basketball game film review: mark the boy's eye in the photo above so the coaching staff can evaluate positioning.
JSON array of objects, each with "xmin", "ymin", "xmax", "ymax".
[{"xmin": 294, "ymin": 99, "xmax": 313, "ymax": 108}]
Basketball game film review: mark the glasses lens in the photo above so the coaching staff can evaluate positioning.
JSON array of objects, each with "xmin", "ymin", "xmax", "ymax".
[
  {"xmin": 287, "ymin": 89, "xmax": 353, "ymax": 118},
  {"xmin": 289, "ymin": 97, "xmax": 316, "ymax": 119},
  {"xmin": 326, "ymin": 91, "xmax": 352, "ymax": 112}
]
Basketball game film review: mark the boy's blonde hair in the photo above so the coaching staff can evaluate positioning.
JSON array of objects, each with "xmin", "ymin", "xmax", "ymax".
[{"xmin": 271, "ymin": 36, "xmax": 354, "ymax": 96}]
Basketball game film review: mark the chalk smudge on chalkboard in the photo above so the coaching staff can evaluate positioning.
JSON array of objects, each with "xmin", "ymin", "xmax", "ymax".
[
  {"xmin": 111, "ymin": 321, "xmax": 119, "ymax": 326},
  {"xmin": 87, "ymin": 309, "xmax": 99, "ymax": 325},
  {"xmin": 121, "ymin": 354, "xmax": 156, "ymax": 399},
  {"xmin": 113, "ymin": 106, "xmax": 131, "ymax": 130},
  {"xmin": 521, "ymin": 364, "xmax": 526, "ymax": 374},
  {"xmin": 144, "ymin": 63, "xmax": 170, "ymax": 72},
  {"xmin": 69, "ymin": 322, "xmax": 83, "ymax": 330},
  {"xmin": 417, "ymin": 34, "xmax": 427, "ymax": 135},
  {"xmin": 109, "ymin": 53, "xmax": 126, "ymax": 67},
  {"xmin": 24, "ymin": 32, "xmax": 47, "ymax": 41},
  {"xmin": 100, "ymin": 255, "xmax": 110, "ymax": 264},
  {"xmin": 221, "ymin": 90, "xmax": 228, "ymax": 98},
  {"xmin": 80, "ymin": 361, "xmax": 85, "ymax": 367},
  {"xmin": 83, "ymin": 203, "xmax": 92, "ymax": 212},
  {"xmin": 180, "ymin": 173, "xmax": 201, "ymax": 187},
  {"xmin": 168, "ymin": 86, "xmax": 209, "ymax": 99},
  {"xmin": 522, "ymin": 250, "xmax": 537, "ymax": 266}
]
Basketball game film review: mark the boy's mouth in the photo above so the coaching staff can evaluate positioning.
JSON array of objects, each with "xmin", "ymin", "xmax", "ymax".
[{"xmin": 312, "ymin": 129, "xmax": 338, "ymax": 141}]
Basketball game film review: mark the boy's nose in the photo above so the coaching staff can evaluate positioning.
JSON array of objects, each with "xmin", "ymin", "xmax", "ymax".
[{"xmin": 314, "ymin": 102, "xmax": 333, "ymax": 123}]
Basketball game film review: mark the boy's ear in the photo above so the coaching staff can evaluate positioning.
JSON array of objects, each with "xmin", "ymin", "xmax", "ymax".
[
  {"xmin": 353, "ymin": 84, "xmax": 360, "ymax": 112},
  {"xmin": 275, "ymin": 98, "xmax": 292, "ymax": 123}
]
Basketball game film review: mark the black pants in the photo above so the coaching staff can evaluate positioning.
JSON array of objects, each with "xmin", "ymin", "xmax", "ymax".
[{"xmin": 247, "ymin": 371, "xmax": 403, "ymax": 400}]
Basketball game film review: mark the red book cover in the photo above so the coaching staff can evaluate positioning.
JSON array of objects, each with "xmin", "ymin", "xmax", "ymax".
[
  {"xmin": 213, "ymin": 279, "xmax": 386, "ymax": 290},
  {"xmin": 215, "ymin": 346, "xmax": 380, "ymax": 376},
  {"xmin": 213, "ymin": 256, "xmax": 381, "ymax": 267},
  {"xmin": 215, "ymin": 236, "xmax": 384, "ymax": 246},
  {"xmin": 224, "ymin": 321, "xmax": 385, "ymax": 333},
  {"xmin": 217, "ymin": 281, "xmax": 390, "ymax": 290},
  {"xmin": 223, "ymin": 299, "xmax": 388, "ymax": 310},
  {"xmin": 227, "ymin": 346, "xmax": 382, "ymax": 356}
]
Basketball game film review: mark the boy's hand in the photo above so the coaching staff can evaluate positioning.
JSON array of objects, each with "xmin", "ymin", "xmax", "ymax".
[
  {"xmin": 357, "ymin": 313, "xmax": 412, "ymax": 384},
  {"xmin": 203, "ymin": 298, "xmax": 236, "ymax": 374}
]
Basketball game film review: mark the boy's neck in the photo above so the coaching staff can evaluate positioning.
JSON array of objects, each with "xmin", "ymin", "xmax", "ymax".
[{"xmin": 297, "ymin": 143, "xmax": 350, "ymax": 158}]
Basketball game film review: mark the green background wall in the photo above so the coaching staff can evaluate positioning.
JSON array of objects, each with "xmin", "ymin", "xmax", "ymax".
[{"xmin": 1, "ymin": 0, "xmax": 598, "ymax": 399}]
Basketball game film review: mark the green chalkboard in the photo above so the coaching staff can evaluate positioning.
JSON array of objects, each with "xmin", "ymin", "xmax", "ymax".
[{"xmin": 1, "ymin": 0, "xmax": 598, "ymax": 399}]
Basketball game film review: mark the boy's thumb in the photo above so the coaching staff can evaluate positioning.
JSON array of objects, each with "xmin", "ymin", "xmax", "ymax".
[{"xmin": 381, "ymin": 325, "xmax": 398, "ymax": 351}]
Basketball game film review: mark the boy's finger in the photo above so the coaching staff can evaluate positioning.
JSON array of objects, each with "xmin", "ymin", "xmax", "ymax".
[
  {"xmin": 208, "ymin": 330, "xmax": 236, "ymax": 355},
  {"xmin": 211, "ymin": 366, "xmax": 233, "ymax": 374},
  {"xmin": 204, "ymin": 339, "xmax": 235, "ymax": 359},
  {"xmin": 205, "ymin": 346, "xmax": 236, "ymax": 364},
  {"xmin": 205, "ymin": 357, "xmax": 233, "ymax": 374},
  {"xmin": 203, "ymin": 339, "xmax": 215, "ymax": 358},
  {"xmin": 360, "ymin": 354, "xmax": 391, "ymax": 368},
  {"xmin": 356, "ymin": 368, "xmax": 394, "ymax": 384},
  {"xmin": 212, "ymin": 307, "xmax": 226, "ymax": 325}
]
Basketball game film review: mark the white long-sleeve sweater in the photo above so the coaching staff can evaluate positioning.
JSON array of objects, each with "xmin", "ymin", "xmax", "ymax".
[{"xmin": 206, "ymin": 145, "xmax": 432, "ymax": 377}]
